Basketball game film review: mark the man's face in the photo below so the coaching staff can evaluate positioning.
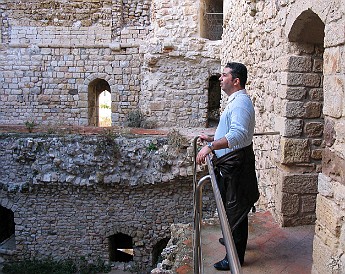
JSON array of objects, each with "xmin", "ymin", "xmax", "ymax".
[{"xmin": 219, "ymin": 67, "xmax": 239, "ymax": 95}]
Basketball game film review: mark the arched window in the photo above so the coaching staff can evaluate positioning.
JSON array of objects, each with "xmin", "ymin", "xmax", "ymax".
[{"xmin": 88, "ymin": 79, "xmax": 111, "ymax": 127}]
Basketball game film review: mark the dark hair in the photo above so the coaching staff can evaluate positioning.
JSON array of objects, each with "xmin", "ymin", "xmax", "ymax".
[{"xmin": 225, "ymin": 62, "xmax": 248, "ymax": 88}]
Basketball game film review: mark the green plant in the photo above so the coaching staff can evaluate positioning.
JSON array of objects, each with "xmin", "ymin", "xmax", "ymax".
[
  {"xmin": 94, "ymin": 129, "xmax": 120, "ymax": 159},
  {"xmin": 24, "ymin": 120, "xmax": 37, "ymax": 133},
  {"xmin": 147, "ymin": 142, "xmax": 158, "ymax": 152},
  {"xmin": 167, "ymin": 129, "xmax": 188, "ymax": 150},
  {"xmin": 100, "ymin": 103, "xmax": 111, "ymax": 109},
  {"xmin": 126, "ymin": 110, "xmax": 143, "ymax": 127}
]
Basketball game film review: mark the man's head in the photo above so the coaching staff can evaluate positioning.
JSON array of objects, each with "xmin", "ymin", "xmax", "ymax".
[
  {"xmin": 219, "ymin": 62, "xmax": 248, "ymax": 95},
  {"xmin": 224, "ymin": 62, "xmax": 247, "ymax": 88}
]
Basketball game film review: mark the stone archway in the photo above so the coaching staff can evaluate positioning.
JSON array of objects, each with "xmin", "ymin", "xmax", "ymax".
[
  {"xmin": 277, "ymin": 9, "xmax": 325, "ymax": 226},
  {"xmin": 88, "ymin": 79, "xmax": 111, "ymax": 127}
]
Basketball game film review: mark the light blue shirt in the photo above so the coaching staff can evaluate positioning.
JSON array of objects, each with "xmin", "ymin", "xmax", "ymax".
[{"xmin": 214, "ymin": 89, "xmax": 255, "ymax": 158}]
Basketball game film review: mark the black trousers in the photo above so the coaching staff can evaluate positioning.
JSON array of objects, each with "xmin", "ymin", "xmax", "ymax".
[
  {"xmin": 217, "ymin": 174, "xmax": 250, "ymax": 265},
  {"xmin": 232, "ymin": 214, "xmax": 248, "ymax": 265}
]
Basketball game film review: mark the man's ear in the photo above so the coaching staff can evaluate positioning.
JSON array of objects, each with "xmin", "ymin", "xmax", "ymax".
[{"xmin": 234, "ymin": 78, "xmax": 240, "ymax": 86}]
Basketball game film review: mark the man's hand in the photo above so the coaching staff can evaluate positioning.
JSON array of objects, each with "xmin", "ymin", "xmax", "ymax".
[
  {"xmin": 196, "ymin": 135, "xmax": 214, "ymax": 165},
  {"xmin": 196, "ymin": 145, "xmax": 213, "ymax": 165}
]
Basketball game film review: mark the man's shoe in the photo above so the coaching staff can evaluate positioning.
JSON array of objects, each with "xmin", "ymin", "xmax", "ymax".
[
  {"xmin": 219, "ymin": 237, "xmax": 225, "ymax": 245},
  {"xmin": 213, "ymin": 258, "xmax": 230, "ymax": 271}
]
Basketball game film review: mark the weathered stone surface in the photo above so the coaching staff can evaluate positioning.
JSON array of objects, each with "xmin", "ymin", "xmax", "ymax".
[
  {"xmin": 316, "ymin": 195, "xmax": 343, "ymax": 237},
  {"xmin": 281, "ymin": 174, "xmax": 318, "ymax": 194},
  {"xmin": 286, "ymin": 55, "xmax": 313, "ymax": 72},
  {"xmin": 323, "ymin": 148, "xmax": 345, "ymax": 185},
  {"xmin": 305, "ymin": 122, "xmax": 324, "ymax": 137},
  {"xmin": 280, "ymin": 193, "xmax": 299, "ymax": 216},
  {"xmin": 312, "ymin": 235, "xmax": 340, "ymax": 274},
  {"xmin": 0, "ymin": 133, "xmax": 215, "ymax": 272},
  {"xmin": 301, "ymin": 195, "xmax": 317, "ymax": 213},
  {"xmin": 324, "ymin": 118, "xmax": 336, "ymax": 147},
  {"xmin": 281, "ymin": 138, "xmax": 310, "ymax": 164}
]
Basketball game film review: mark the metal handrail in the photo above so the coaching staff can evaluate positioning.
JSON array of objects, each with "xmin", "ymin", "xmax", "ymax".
[
  {"xmin": 192, "ymin": 137, "xmax": 241, "ymax": 274},
  {"xmin": 192, "ymin": 131, "xmax": 280, "ymax": 273}
]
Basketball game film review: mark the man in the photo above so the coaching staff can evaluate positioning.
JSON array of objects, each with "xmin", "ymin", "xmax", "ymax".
[{"xmin": 196, "ymin": 62, "xmax": 259, "ymax": 270}]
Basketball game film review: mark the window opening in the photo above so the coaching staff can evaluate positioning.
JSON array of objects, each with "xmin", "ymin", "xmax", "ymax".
[
  {"xmin": 88, "ymin": 79, "xmax": 111, "ymax": 127},
  {"xmin": 207, "ymin": 75, "xmax": 221, "ymax": 127},
  {"xmin": 99, "ymin": 90, "xmax": 111, "ymax": 127},
  {"xmin": 201, "ymin": 0, "xmax": 223, "ymax": 40},
  {"xmin": 108, "ymin": 233, "xmax": 133, "ymax": 262}
]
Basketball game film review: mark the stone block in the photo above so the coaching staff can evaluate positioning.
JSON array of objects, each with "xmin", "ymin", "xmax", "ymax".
[
  {"xmin": 316, "ymin": 195, "xmax": 343, "ymax": 237},
  {"xmin": 150, "ymin": 101, "xmax": 165, "ymax": 111},
  {"xmin": 280, "ymin": 192, "xmax": 299, "ymax": 216},
  {"xmin": 324, "ymin": 21, "xmax": 345, "ymax": 48},
  {"xmin": 322, "ymin": 147, "xmax": 345, "ymax": 185},
  {"xmin": 281, "ymin": 173, "xmax": 318, "ymax": 194},
  {"xmin": 282, "ymin": 72, "xmax": 321, "ymax": 87},
  {"xmin": 304, "ymin": 101, "xmax": 322, "ymax": 118},
  {"xmin": 281, "ymin": 138, "xmax": 310, "ymax": 164},
  {"xmin": 285, "ymin": 101, "xmax": 305, "ymax": 118},
  {"xmin": 312, "ymin": 234, "xmax": 340, "ymax": 274},
  {"xmin": 309, "ymin": 88, "xmax": 323, "ymax": 101},
  {"xmin": 311, "ymin": 149, "xmax": 322, "ymax": 160},
  {"xmin": 287, "ymin": 55, "xmax": 312, "ymax": 72},
  {"xmin": 301, "ymin": 194, "xmax": 317, "ymax": 213},
  {"xmin": 283, "ymin": 118, "xmax": 303, "ymax": 137},
  {"xmin": 323, "ymin": 75, "xmax": 344, "ymax": 119},
  {"xmin": 324, "ymin": 118, "xmax": 336, "ymax": 147},
  {"xmin": 333, "ymin": 182, "xmax": 345, "ymax": 210},
  {"xmin": 318, "ymin": 173, "xmax": 333, "ymax": 198},
  {"xmin": 305, "ymin": 122, "xmax": 324, "ymax": 137},
  {"xmin": 313, "ymin": 58, "xmax": 323, "ymax": 73}
]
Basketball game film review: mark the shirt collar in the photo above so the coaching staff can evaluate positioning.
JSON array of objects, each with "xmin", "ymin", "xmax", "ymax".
[{"xmin": 227, "ymin": 89, "xmax": 247, "ymax": 103}]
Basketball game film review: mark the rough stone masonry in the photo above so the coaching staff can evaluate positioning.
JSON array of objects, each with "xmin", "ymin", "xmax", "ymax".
[{"xmin": 0, "ymin": 0, "xmax": 345, "ymax": 273}]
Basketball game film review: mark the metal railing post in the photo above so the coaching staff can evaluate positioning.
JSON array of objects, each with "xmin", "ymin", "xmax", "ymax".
[{"xmin": 193, "ymin": 137, "xmax": 242, "ymax": 274}]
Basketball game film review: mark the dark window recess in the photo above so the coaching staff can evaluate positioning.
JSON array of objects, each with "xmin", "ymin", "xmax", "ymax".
[
  {"xmin": 152, "ymin": 237, "xmax": 170, "ymax": 266},
  {"xmin": 108, "ymin": 233, "xmax": 133, "ymax": 262},
  {"xmin": 0, "ymin": 206, "xmax": 15, "ymax": 243},
  {"xmin": 207, "ymin": 75, "xmax": 221, "ymax": 128}
]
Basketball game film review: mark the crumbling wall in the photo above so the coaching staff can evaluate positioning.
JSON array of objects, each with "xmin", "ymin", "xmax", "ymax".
[{"xmin": 0, "ymin": 132, "xmax": 215, "ymax": 272}]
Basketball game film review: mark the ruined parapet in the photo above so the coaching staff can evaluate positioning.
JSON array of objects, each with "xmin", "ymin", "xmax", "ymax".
[{"xmin": 0, "ymin": 130, "xmax": 215, "ymax": 272}]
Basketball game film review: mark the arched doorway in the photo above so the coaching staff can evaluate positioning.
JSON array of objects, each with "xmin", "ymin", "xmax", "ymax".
[
  {"xmin": 88, "ymin": 79, "xmax": 112, "ymax": 127},
  {"xmin": 278, "ymin": 9, "xmax": 325, "ymax": 226},
  {"xmin": 108, "ymin": 233, "xmax": 133, "ymax": 263}
]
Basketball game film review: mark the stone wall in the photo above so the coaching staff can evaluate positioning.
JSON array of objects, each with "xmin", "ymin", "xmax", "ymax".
[
  {"xmin": 222, "ymin": 0, "xmax": 345, "ymax": 272},
  {"xmin": 0, "ymin": 132, "xmax": 215, "ymax": 272},
  {"xmin": 0, "ymin": 0, "xmax": 221, "ymax": 128}
]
